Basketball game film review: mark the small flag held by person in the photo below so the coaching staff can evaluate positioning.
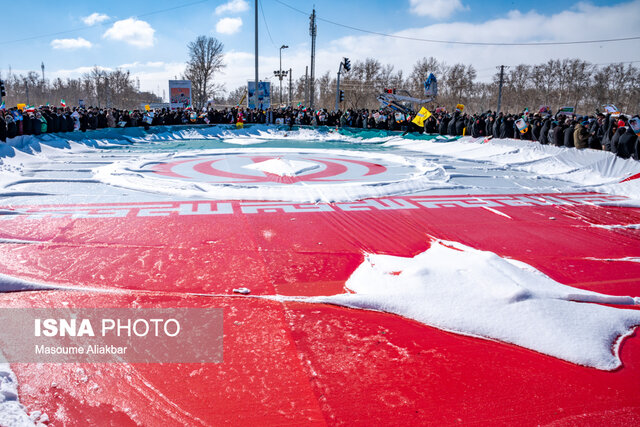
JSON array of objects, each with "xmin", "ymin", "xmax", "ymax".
[
  {"xmin": 60, "ymin": 99, "xmax": 66, "ymax": 107},
  {"xmin": 412, "ymin": 107, "xmax": 432, "ymax": 127}
]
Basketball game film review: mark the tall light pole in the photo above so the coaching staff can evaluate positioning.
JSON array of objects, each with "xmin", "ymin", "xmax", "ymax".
[
  {"xmin": 254, "ymin": 0, "xmax": 258, "ymax": 109},
  {"xmin": 279, "ymin": 45, "xmax": 288, "ymax": 105}
]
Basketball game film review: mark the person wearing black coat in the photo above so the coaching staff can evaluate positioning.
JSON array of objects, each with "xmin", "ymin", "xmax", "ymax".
[
  {"xmin": 616, "ymin": 127, "xmax": 638, "ymax": 159},
  {"xmin": 500, "ymin": 116, "xmax": 514, "ymax": 139},
  {"xmin": 46, "ymin": 112, "xmax": 58, "ymax": 133},
  {"xmin": 455, "ymin": 115, "xmax": 466, "ymax": 136},
  {"xmin": 610, "ymin": 126, "xmax": 625, "ymax": 154},
  {"xmin": 439, "ymin": 116, "xmax": 449, "ymax": 135},
  {"xmin": 6, "ymin": 115, "xmax": 17, "ymax": 139},
  {"xmin": 493, "ymin": 114, "xmax": 502, "ymax": 137},
  {"xmin": 32, "ymin": 114, "xmax": 42, "ymax": 136},
  {"xmin": 97, "ymin": 111, "xmax": 107, "ymax": 128},
  {"xmin": 485, "ymin": 115, "xmax": 495, "ymax": 137},
  {"xmin": 0, "ymin": 114, "xmax": 6, "ymax": 142},
  {"xmin": 447, "ymin": 112, "xmax": 459, "ymax": 136},
  {"xmin": 79, "ymin": 112, "xmax": 89, "ymax": 132},
  {"xmin": 23, "ymin": 113, "xmax": 33, "ymax": 135},
  {"xmin": 472, "ymin": 116, "xmax": 485, "ymax": 137},
  {"xmin": 532, "ymin": 119, "xmax": 542, "ymax": 141},
  {"xmin": 539, "ymin": 119, "xmax": 550, "ymax": 145},
  {"xmin": 65, "ymin": 113, "xmax": 74, "ymax": 131},
  {"xmin": 425, "ymin": 116, "xmax": 437, "ymax": 134},
  {"xmin": 564, "ymin": 122, "xmax": 575, "ymax": 147}
]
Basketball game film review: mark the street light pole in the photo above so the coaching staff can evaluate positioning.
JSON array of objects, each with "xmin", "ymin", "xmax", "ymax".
[{"xmin": 279, "ymin": 45, "xmax": 288, "ymax": 105}]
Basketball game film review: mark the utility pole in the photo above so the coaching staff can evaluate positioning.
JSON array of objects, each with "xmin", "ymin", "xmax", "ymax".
[
  {"xmin": 41, "ymin": 62, "xmax": 46, "ymax": 105},
  {"xmin": 273, "ymin": 45, "xmax": 288, "ymax": 105},
  {"xmin": 335, "ymin": 63, "xmax": 341, "ymax": 113},
  {"xmin": 496, "ymin": 65, "xmax": 507, "ymax": 114},
  {"xmin": 254, "ymin": 0, "xmax": 259, "ymax": 109},
  {"xmin": 309, "ymin": 8, "xmax": 316, "ymax": 110},
  {"xmin": 289, "ymin": 68, "xmax": 292, "ymax": 107},
  {"xmin": 305, "ymin": 65, "xmax": 309, "ymax": 106}
]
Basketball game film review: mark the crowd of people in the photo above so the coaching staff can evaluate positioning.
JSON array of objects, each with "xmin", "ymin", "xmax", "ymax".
[{"xmin": 0, "ymin": 104, "xmax": 638, "ymax": 160}]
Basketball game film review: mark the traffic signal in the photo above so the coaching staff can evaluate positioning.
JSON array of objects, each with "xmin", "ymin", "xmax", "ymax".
[
  {"xmin": 0, "ymin": 80, "xmax": 5, "ymax": 98},
  {"xmin": 343, "ymin": 58, "xmax": 351, "ymax": 72},
  {"xmin": 339, "ymin": 90, "xmax": 344, "ymax": 102}
]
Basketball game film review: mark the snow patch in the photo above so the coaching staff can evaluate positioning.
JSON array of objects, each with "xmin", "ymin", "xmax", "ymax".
[
  {"xmin": 385, "ymin": 136, "xmax": 640, "ymax": 202},
  {"xmin": 0, "ymin": 359, "xmax": 45, "ymax": 427},
  {"xmin": 294, "ymin": 240, "xmax": 640, "ymax": 370},
  {"xmin": 243, "ymin": 158, "xmax": 320, "ymax": 176},
  {"xmin": 94, "ymin": 148, "xmax": 452, "ymax": 203}
]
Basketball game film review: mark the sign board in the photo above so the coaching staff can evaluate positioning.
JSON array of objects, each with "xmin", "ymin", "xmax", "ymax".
[
  {"xmin": 79, "ymin": 99, "xmax": 85, "ymax": 108},
  {"xmin": 515, "ymin": 118, "xmax": 529, "ymax": 133},
  {"xmin": 247, "ymin": 81, "xmax": 271, "ymax": 109},
  {"xmin": 603, "ymin": 104, "xmax": 620, "ymax": 116},
  {"xmin": 558, "ymin": 106, "xmax": 574, "ymax": 115},
  {"xmin": 140, "ymin": 103, "xmax": 171, "ymax": 110},
  {"xmin": 169, "ymin": 80, "xmax": 192, "ymax": 110},
  {"xmin": 629, "ymin": 116, "xmax": 640, "ymax": 136}
]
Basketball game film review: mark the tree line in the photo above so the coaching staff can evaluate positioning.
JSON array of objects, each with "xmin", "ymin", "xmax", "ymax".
[
  {"xmin": 2, "ymin": 48, "xmax": 638, "ymax": 115},
  {"xmin": 220, "ymin": 57, "xmax": 639, "ymax": 114},
  {"xmin": 0, "ymin": 66, "xmax": 162, "ymax": 109}
]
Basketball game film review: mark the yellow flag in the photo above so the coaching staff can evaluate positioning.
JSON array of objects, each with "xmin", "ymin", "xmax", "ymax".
[{"xmin": 412, "ymin": 107, "xmax": 431, "ymax": 127}]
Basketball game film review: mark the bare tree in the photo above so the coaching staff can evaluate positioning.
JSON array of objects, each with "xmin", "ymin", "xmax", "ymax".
[{"xmin": 183, "ymin": 36, "xmax": 225, "ymax": 109}]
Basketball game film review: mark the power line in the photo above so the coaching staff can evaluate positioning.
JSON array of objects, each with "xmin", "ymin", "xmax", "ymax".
[
  {"xmin": 273, "ymin": 0, "xmax": 640, "ymax": 46},
  {"xmin": 259, "ymin": 0, "xmax": 277, "ymax": 48},
  {"xmin": 0, "ymin": 0, "xmax": 212, "ymax": 45}
]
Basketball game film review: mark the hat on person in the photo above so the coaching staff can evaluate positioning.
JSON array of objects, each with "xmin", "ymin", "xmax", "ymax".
[{"xmin": 617, "ymin": 120, "xmax": 625, "ymax": 127}]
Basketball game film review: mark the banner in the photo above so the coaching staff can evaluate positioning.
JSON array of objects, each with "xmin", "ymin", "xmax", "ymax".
[
  {"xmin": 247, "ymin": 81, "xmax": 271, "ymax": 109},
  {"xmin": 629, "ymin": 116, "xmax": 640, "ymax": 136},
  {"xmin": 558, "ymin": 106, "xmax": 574, "ymax": 115},
  {"xmin": 423, "ymin": 73, "xmax": 438, "ymax": 97},
  {"xmin": 603, "ymin": 104, "xmax": 620, "ymax": 116},
  {"xmin": 412, "ymin": 107, "xmax": 432, "ymax": 127},
  {"xmin": 455, "ymin": 104, "xmax": 465, "ymax": 112},
  {"xmin": 169, "ymin": 80, "xmax": 192, "ymax": 110},
  {"xmin": 515, "ymin": 118, "xmax": 529, "ymax": 133}
]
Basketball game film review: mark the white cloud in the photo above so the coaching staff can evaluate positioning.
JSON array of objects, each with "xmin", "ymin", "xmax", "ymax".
[
  {"xmin": 103, "ymin": 18, "xmax": 155, "ymax": 48},
  {"xmin": 409, "ymin": 0, "xmax": 467, "ymax": 20},
  {"xmin": 50, "ymin": 37, "xmax": 93, "ymax": 50},
  {"xmin": 119, "ymin": 61, "xmax": 167, "ymax": 69},
  {"xmin": 215, "ymin": 0, "xmax": 249, "ymax": 15},
  {"xmin": 213, "ymin": 0, "xmax": 640, "ymax": 93},
  {"xmin": 45, "ymin": 1, "xmax": 640, "ymax": 103},
  {"xmin": 54, "ymin": 66, "xmax": 114, "ymax": 78},
  {"xmin": 82, "ymin": 12, "xmax": 110, "ymax": 26},
  {"xmin": 216, "ymin": 17, "xmax": 243, "ymax": 35}
]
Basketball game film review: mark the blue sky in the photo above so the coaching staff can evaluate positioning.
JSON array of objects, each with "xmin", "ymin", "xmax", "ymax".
[{"xmin": 1, "ymin": 0, "xmax": 638, "ymax": 100}]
